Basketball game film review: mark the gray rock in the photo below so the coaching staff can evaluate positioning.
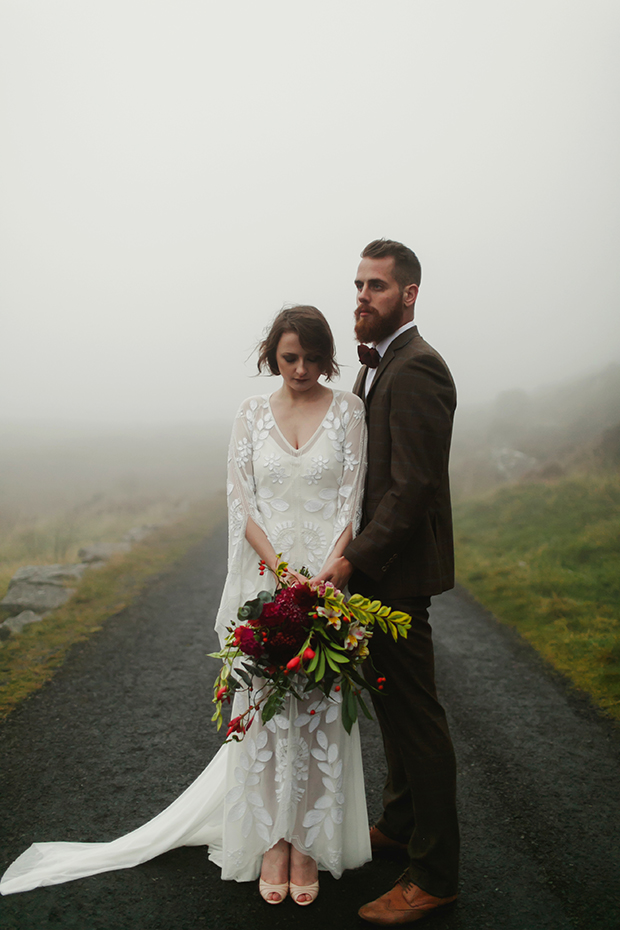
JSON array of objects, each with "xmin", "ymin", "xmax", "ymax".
[
  {"xmin": 11, "ymin": 564, "xmax": 88, "ymax": 585},
  {"xmin": 0, "ymin": 583, "xmax": 76, "ymax": 613},
  {"xmin": 1, "ymin": 610, "xmax": 44, "ymax": 634},
  {"xmin": 78, "ymin": 542, "xmax": 131, "ymax": 563}
]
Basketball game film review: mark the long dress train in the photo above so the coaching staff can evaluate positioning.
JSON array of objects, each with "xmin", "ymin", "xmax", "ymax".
[{"xmin": 1, "ymin": 390, "xmax": 371, "ymax": 895}]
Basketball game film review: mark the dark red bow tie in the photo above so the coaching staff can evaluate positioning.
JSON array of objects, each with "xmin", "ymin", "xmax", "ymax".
[{"xmin": 357, "ymin": 344, "xmax": 381, "ymax": 369}]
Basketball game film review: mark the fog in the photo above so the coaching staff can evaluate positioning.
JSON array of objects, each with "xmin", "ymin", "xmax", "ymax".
[{"xmin": 2, "ymin": 0, "xmax": 619, "ymax": 431}]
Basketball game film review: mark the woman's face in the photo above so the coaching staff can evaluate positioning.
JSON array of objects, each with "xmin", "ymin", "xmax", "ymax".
[{"xmin": 275, "ymin": 331, "xmax": 323, "ymax": 392}]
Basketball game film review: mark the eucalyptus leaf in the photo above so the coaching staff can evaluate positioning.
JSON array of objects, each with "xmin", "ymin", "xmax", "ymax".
[{"xmin": 235, "ymin": 667, "xmax": 253, "ymax": 687}]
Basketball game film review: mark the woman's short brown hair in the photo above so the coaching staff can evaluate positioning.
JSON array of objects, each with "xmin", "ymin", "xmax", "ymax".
[{"xmin": 257, "ymin": 305, "xmax": 340, "ymax": 381}]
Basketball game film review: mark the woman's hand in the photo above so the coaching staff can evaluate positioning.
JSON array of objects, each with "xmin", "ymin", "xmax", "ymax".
[{"xmin": 283, "ymin": 568, "xmax": 309, "ymax": 586}]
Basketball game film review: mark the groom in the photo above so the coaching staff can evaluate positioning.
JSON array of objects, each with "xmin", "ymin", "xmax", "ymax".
[{"xmin": 319, "ymin": 238, "xmax": 459, "ymax": 924}]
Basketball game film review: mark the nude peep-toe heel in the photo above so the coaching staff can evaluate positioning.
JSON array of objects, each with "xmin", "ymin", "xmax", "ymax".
[
  {"xmin": 289, "ymin": 880, "xmax": 319, "ymax": 906},
  {"xmin": 259, "ymin": 879, "xmax": 289, "ymax": 904}
]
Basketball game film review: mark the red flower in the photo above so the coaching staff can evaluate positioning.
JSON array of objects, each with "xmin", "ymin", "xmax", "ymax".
[
  {"xmin": 273, "ymin": 587, "xmax": 314, "ymax": 627},
  {"xmin": 226, "ymin": 715, "xmax": 245, "ymax": 737},
  {"xmin": 290, "ymin": 583, "xmax": 316, "ymax": 611},
  {"xmin": 233, "ymin": 625, "xmax": 263, "ymax": 658},
  {"xmin": 259, "ymin": 601, "xmax": 287, "ymax": 628},
  {"xmin": 286, "ymin": 655, "xmax": 301, "ymax": 672},
  {"xmin": 303, "ymin": 647, "xmax": 316, "ymax": 662},
  {"xmin": 265, "ymin": 627, "xmax": 307, "ymax": 664}
]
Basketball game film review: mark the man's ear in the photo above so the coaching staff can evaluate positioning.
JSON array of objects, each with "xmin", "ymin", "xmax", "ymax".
[{"xmin": 403, "ymin": 283, "xmax": 419, "ymax": 309}]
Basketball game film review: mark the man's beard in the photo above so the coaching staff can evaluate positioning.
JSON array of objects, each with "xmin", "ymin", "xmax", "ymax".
[{"xmin": 354, "ymin": 302, "xmax": 404, "ymax": 344}]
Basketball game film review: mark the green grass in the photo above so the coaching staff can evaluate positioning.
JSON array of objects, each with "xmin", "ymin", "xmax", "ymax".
[
  {"xmin": 0, "ymin": 497, "xmax": 226, "ymax": 719},
  {"xmin": 454, "ymin": 473, "xmax": 620, "ymax": 719}
]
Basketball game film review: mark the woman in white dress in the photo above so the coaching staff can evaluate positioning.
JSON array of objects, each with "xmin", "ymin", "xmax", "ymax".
[{"xmin": 0, "ymin": 305, "xmax": 370, "ymax": 905}]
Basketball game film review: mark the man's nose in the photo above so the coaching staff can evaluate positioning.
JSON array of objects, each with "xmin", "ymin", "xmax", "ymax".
[{"xmin": 358, "ymin": 285, "xmax": 370, "ymax": 303}]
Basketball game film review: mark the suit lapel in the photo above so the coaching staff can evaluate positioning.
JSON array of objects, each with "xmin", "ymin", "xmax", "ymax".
[{"xmin": 365, "ymin": 325, "xmax": 419, "ymax": 403}]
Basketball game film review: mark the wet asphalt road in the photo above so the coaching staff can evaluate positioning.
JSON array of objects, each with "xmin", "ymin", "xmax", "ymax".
[{"xmin": 0, "ymin": 521, "xmax": 618, "ymax": 930}]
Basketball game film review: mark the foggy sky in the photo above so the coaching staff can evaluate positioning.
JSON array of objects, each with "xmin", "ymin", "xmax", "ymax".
[{"xmin": 2, "ymin": 0, "xmax": 619, "ymax": 427}]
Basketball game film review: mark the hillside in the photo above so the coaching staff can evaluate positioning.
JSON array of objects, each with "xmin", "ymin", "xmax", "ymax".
[{"xmin": 451, "ymin": 363, "xmax": 620, "ymax": 499}]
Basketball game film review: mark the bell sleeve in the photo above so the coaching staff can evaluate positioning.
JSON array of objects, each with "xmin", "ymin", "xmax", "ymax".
[
  {"xmin": 327, "ymin": 392, "xmax": 368, "ymax": 555},
  {"xmin": 213, "ymin": 397, "xmax": 272, "ymax": 646}
]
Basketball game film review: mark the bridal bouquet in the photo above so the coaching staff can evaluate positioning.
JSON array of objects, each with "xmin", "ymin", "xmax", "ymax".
[{"xmin": 211, "ymin": 558, "xmax": 411, "ymax": 741}]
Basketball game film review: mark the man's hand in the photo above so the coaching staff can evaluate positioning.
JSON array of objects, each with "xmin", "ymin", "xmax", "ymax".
[{"xmin": 311, "ymin": 555, "xmax": 354, "ymax": 592}]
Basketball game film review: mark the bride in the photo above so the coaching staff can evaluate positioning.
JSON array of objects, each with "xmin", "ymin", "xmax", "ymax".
[{"xmin": 1, "ymin": 305, "xmax": 370, "ymax": 905}]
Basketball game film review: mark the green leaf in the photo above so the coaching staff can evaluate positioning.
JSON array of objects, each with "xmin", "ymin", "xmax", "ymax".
[
  {"xmin": 388, "ymin": 610, "xmax": 411, "ymax": 624},
  {"xmin": 306, "ymin": 650, "xmax": 320, "ymax": 673},
  {"xmin": 346, "ymin": 666, "xmax": 370, "ymax": 690},
  {"xmin": 241, "ymin": 662, "xmax": 263, "ymax": 677},
  {"xmin": 261, "ymin": 691, "xmax": 283, "ymax": 723},
  {"xmin": 237, "ymin": 590, "xmax": 274, "ymax": 621},
  {"xmin": 341, "ymin": 699, "xmax": 353, "ymax": 734},
  {"xmin": 325, "ymin": 650, "xmax": 341, "ymax": 673},
  {"xmin": 235, "ymin": 667, "xmax": 253, "ymax": 687},
  {"xmin": 315, "ymin": 648, "xmax": 326, "ymax": 682},
  {"xmin": 356, "ymin": 691, "xmax": 374, "ymax": 720},
  {"xmin": 343, "ymin": 682, "xmax": 358, "ymax": 733},
  {"xmin": 325, "ymin": 650, "xmax": 349, "ymax": 664}
]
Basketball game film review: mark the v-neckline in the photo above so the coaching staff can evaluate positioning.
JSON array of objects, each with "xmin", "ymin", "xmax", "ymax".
[{"xmin": 267, "ymin": 390, "xmax": 335, "ymax": 454}]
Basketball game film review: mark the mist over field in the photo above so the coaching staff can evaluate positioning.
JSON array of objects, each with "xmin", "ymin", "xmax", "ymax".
[
  {"xmin": 1, "ymin": 1, "xmax": 619, "ymax": 562},
  {"xmin": 2, "ymin": 1, "xmax": 619, "ymax": 424},
  {"xmin": 0, "ymin": 419, "xmax": 229, "ymax": 517}
]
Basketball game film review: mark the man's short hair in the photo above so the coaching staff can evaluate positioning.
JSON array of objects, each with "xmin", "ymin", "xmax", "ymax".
[{"xmin": 361, "ymin": 239, "xmax": 422, "ymax": 290}]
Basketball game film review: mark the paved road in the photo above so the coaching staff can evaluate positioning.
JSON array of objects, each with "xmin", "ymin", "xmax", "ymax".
[{"xmin": 1, "ymin": 523, "xmax": 618, "ymax": 930}]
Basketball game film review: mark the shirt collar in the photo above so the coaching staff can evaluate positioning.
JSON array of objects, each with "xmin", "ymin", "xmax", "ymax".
[{"xmin": 374, "ymin": 320, "xmax": 416, "ymax": 358}]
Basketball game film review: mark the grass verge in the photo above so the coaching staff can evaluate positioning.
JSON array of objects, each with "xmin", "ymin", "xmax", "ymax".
[
  {"xmin": 0, "ymin": 497, "xmax": 226, "ymax": 720},
  {"xmin": 454, "ymin": 473, "xmax": 620, "ymax": 720}
]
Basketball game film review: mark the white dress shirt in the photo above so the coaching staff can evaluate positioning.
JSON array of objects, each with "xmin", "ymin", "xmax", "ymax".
[{"xmin": 364, "ymin": 319, "xmax": 417, "ymax": 395}]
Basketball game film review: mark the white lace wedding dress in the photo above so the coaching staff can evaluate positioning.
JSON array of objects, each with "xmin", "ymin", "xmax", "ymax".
[{"xmin": 1, "ymin": 389, "xmax": 371, "ymax": 895}]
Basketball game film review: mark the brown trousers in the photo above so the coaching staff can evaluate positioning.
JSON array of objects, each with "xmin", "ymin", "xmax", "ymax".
[{"xmin": 364, "ymin": 596, "xmax": 459, "ymax": 898}]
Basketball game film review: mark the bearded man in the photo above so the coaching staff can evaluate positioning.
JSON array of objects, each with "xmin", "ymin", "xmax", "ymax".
[{"xmin": 318, "ymin": 238, "xmax": 459, "ymax": 924}]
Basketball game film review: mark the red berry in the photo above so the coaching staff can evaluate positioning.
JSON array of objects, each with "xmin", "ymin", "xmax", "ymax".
[
  {"xmin": 334, "ymin": 685, "xmax": 341, "ymax": 692},
  {"xmin": 310, "ymin": 710, "xmax": 316, "ymax": 715}
]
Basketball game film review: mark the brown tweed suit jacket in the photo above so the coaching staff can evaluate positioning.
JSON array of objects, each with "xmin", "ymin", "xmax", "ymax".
[{"xmin": 344, "ymin": 325, "xmax": 456, "ymax": 600}]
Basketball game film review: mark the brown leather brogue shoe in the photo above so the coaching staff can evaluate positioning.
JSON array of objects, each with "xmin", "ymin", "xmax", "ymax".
[
  {"xmin": 358, "ymin": 880, "xmax": 457, "ymax": 925},
  {"xmin": 369, "ymin": 826, "xmax": 408, "ymax": 854}
]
